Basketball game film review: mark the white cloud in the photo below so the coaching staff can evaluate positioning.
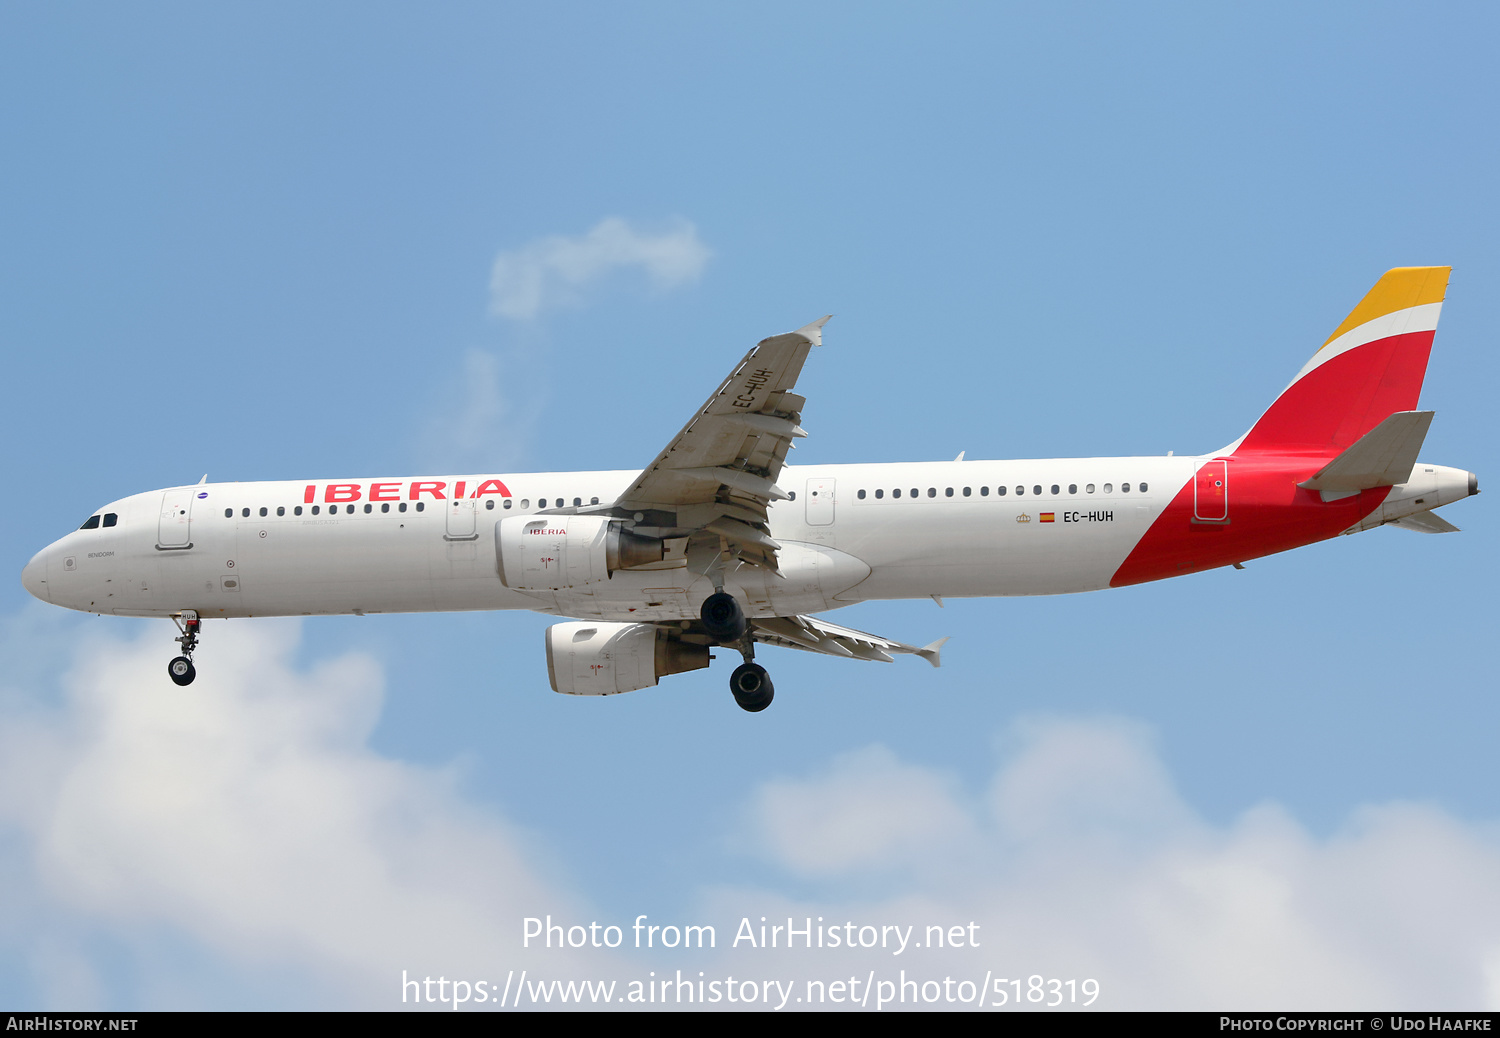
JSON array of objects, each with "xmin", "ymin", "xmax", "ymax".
[
  {"xmin": 716, "ymin": 718, "xmax": 1500, "ymax": 1010},
  {"xmin": 414, "ymin": 347, "xmax": 536, "ymax": 472},
  {"xmin": 7, "ymin": 616, "xmax": 1499, "ymax": 1011},
  {"xmin": 745, "ymin": 746, "xmax": 975, "ymax": 878},
  {"xmin": 0, "ymin": 616, "xmax": 599, "ymax": 1007},
  {"xmin": 488, "ymin": 217, "xmax": 711, "ymax": 320}
]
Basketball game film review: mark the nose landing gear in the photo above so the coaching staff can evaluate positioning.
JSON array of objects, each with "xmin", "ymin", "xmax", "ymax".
[{"xmin": 168, "ymin": 610, "xmax": 200, "ymax": 686}]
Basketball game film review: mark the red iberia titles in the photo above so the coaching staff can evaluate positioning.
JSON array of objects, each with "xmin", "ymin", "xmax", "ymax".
[{"xmin": 300, "ymin": 479, "xmax": 512, "ymax": 505}]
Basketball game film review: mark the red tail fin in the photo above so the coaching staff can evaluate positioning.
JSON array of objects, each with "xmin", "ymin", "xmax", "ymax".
[{"xmin": 1233, "ymin": 267, "xmax": 1450, "ymax": 457}]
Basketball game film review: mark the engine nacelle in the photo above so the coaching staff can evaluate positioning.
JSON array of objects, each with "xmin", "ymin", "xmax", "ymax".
[
  {"xmin": 545, "ymin": 621, "xmax": 710, "ymax": 695},
  {"xmin": 496, "ymin": 515, "xmax": 663, "ymax": 591}
]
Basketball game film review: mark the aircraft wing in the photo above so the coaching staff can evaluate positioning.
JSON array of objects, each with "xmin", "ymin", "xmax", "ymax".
[
  {"xmin": 602, "ymin": 317, "xmax": 830, "ymax": 571},
  {"xmin": 751, "ymin": 614, "xmax": 948, "ymax": 668}
]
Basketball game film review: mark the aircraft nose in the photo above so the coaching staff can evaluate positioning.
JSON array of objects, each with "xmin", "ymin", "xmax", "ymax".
[{"xmin": 21, "ymin": 550, "xmax": 49, "ymax": 603}]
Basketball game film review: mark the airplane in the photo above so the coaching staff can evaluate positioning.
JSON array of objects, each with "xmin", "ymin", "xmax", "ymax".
[{"xmin": 20, "ymin": 267, "xmax": 1478, "ymax": 712}]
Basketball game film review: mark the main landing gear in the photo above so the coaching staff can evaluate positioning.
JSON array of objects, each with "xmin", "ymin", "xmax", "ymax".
[
  {"xmin": 700, "ymin": 592, "xmax": 774, "ymax": 712},
  {"xmin": 168, "ymin": 610, "xmax": 200, "ymax": 687},
  {"xmin": 730, "ymin": 661, "xmax": 774, "ymax": 713}
]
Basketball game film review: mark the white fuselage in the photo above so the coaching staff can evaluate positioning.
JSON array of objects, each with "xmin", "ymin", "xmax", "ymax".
[{"xmin": 23, "ymin": 458, "xmax": 1194, "ymax": 623}]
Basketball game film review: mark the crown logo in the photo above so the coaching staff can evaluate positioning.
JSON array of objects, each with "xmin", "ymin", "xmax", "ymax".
[{"xmin": 1015, "ymin": 513, "xmax": 1031, "ymax": 523}]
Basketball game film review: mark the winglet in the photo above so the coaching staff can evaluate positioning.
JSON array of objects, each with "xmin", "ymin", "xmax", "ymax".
[
  {"xmin": 795, "ymin": 315, "xmax": 833, "ymax": 347},
  {"xmin": 917, "ymin": 636, "xmax": 950, "ymax": 669}
]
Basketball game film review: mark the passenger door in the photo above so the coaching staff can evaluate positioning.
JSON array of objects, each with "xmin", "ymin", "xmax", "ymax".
[
  {"xmin": 1194, "ymin": 460, "xmax": 1229, "ymax": 522},
  {"xmin": 156, "ymin": 489, "xmax": 195, "ymax": 549}
]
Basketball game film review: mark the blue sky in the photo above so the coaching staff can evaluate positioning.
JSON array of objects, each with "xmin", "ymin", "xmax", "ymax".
[{"xmin": 3, "ymin": 2, "xmax": 1498, "ymax": 1010}]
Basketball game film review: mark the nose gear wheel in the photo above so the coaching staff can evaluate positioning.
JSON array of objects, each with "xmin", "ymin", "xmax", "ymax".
[
  {"xmin": 168, "ymin": 656, "xmax": 196, "ymax": 686},
  {"xmin": 167, "ymin": 610, "xmax": 201, "ymax": 686}
]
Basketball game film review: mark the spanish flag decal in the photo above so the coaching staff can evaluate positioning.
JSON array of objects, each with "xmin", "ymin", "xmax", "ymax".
[{"xmin": 1040, "ymin": 512, "xmax": 1055, "ymax": 523}]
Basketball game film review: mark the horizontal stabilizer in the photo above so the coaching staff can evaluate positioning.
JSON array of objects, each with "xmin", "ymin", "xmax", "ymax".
[
  {"xmin": 1298, "ymin": 411, "xmax": 1434, "ymax": 492},
  {"xmin": 1390, "ymin": 509, "xmax": 1460, "ymax": 534}
]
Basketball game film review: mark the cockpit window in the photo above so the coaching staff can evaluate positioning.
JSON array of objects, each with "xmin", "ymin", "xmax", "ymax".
[
  {"xmin": 102, "ymin": 513, "xmax": 118, "ymax": 527},
  {"xmin": 79, "ymin": 515, "xmax": 101, "ymax": 530}
]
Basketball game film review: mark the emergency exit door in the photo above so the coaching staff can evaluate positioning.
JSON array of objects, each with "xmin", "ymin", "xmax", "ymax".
[
  {"xmin": 445, "ymin": 497, "xmax": 478, "ymax": 540},
  {"xmin": 805, "ymin": 477, "xmax": 835, "ymax": 526}
]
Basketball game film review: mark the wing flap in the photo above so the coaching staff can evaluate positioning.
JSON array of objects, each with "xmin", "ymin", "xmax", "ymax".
[
  {"xmin": 609, "ymin": 317, "xmax": 830, "ymax": 570},
  {"xmin": 751, "ymin": 615, "xmax": 947, "ymax": 668}
]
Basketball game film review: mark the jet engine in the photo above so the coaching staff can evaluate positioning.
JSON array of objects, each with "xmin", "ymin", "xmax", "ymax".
[
  {"xmin": 545, "ymin": 621, "xmax": 710, "ymax": 695},
  {"xmin": 496, "ymin": 516, "xmax": 663, "ymax": 591}
]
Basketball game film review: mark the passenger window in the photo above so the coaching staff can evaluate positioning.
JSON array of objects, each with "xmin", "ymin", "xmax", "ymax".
[
  {"xmin": 1103, "ymin": 483, "xmax": 1113, "ymax": 494},
  {"xmin": 1086, "ymin": 484, "xmax": 1095, "ymax": 494},
  {"xmin": 1015, "ymin": 486, "xmax": 1024, "ymax": 496},
  {"xmin": 259, "ymin": 507, "xmax": 268, "ymax": 517},
  {"xmin": 400, "ymin": 502, "xmax": 408, "ymax": 512},
  {"xmin": 875, "ymin": 489, "xmax": 884, "ymax": 499},
  {"xmin": 346, "ymin": 504, "xmax": 355, "ymax": 514},
  {"xmin": 1068, "ymin": 484, "xmax": 1077, "ymax": 495},
  {"xmin": 242, "ymin": 508, "xmax": 250, "ymax": 518},
  {"xmin": 944, "ymin": 487, "xmax": 953, "ymax": 497},
  {"xmin": 276, "ymin": 506, "xmax": 284, "ymax": 517},
  {"xmin": 788, "ymin": 491, "xmax": 796, "ymax": 501},
  {"xmin": 364, "ymin": 503, "xmax": 373, "ymax": 513},
  {"xmin": 295, "ymin": 506, "xmax": 303, "ymax": 516},
  {"xmin": 892, "ymin": 488, "xmax": 901, "ymax": 499},
  {"xmin": 857, "ymin": 489, "xmax": 867, "ymax": 500},
  {"xmin": 485, "ymin": 499, "xmax": 495, "ymax": 510},
  {"xmin": 963, "ymin": 486, "xmax": 971, "ymax": 497},
  {"xmin": 1140, "ymin": 482, "xmax": 1149, "ymax": 492},
  {"xmin": 416, "ymin": 502, "xmax": 425, "ymax": 512},
  {"xmin": 590, "ymin": 497, "xmax": 599, "ymax": 505},
  {"xmin": 1033, "ymin": 485, "xmax": 1043, "ymax": 496},
  {"xmin": 80, "ymin": 515, "xmax": 101, "ymax": 530},
  {"xmin": 224, "ymin": 509, "xmax": 233, "ymax": 519},
  {"xmin": 928, "ymin": 488, "xmax": 936, "ymax": 498},
  {"xmin": 910, "ymin": 488, "xmax": 918, "ymax": 498},
  {"xmin": 1050, "ymin": 485, "xmax": 1059, "ymax": 495},
  {"xmin": 502, "ymin": 500, "xmax": 510, "ymax": 510},
  {"xmin": 312, "ymin": 506, "xmax": 320, "ymax": 515},
  {"xmin": 980, "ymin": 486, "xmax": 990, "ymax": 496},
  {"xmin": 997, "ymin": 486, "xmax": 1006, "ymax": 496},
  {"xmin": 574, "ymin": 497, "xmax": 582, "ymax": 507},
  {"xmin": 520, "ymin": 499, "xmax": 530, "ymax": 509},
  {"xmin": 1122, "ymin": 483, "xmax": 1131, "ymax": 493},
  {"xmin": 382, "ymin": 503, "xmax": 391, "ymax": 513}
]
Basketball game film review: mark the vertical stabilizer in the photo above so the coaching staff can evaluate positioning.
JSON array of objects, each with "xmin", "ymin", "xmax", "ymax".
[{"xmin": 1232, "ymin": 267, "xmax": 1450, "ymax": 457}]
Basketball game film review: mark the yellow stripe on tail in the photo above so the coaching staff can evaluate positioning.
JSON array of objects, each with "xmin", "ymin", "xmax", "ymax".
[{"xmin": 1320, "ymin": 266, "xmax": 1450, "ymax": 349}]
